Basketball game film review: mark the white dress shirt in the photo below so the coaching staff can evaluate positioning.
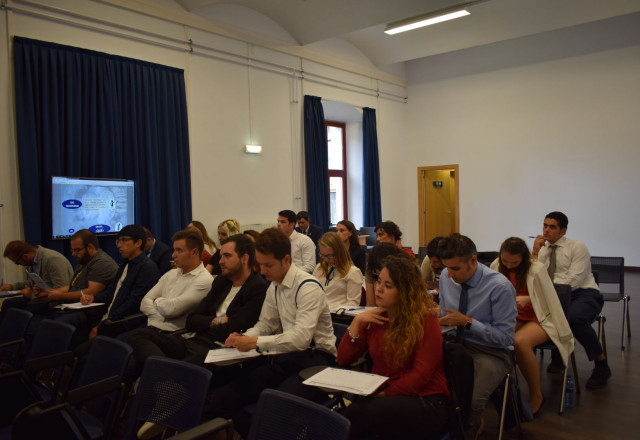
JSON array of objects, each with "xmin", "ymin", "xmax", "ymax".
[
  {"xmin": 289, "ymin": 230, "xmax": 316, "ymax": 273},
  {"xmin": 140, "ymin": 263, "xmax": 213, "ymax": 331},
  {"xmin": 313, "ymin": 264, "xmax": 363, "ymax": 309},
  {"xmin": 537, "ymin": 236, "xmax": 599, "ymax": 291},
  {"xmin": 245, "ymin": 264, "xmax": 337, "ymax": 356}
]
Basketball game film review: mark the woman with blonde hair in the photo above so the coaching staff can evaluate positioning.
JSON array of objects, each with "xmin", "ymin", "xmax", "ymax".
[
  {"xmin": 206, "ymin": 219, "xmax": 241, "ymax": 275},
  {"xmin": 312, "ymin": 232, "xmax": 363, "ymax": 308},
  {"xmin": 338, "ymin": 255, "xmax": 449, "ymax": 439}
]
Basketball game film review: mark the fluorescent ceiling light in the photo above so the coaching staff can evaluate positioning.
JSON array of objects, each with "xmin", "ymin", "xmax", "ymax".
[
  {"xmin": 385, "ymin": 9, "xmax": 470, "ymax": 35},
  {"xmin": 245, "ymin": 145, "xmax": 262, "ymax": 154}
]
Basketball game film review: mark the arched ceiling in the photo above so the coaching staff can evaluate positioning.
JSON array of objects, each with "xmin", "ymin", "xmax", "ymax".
[{"xmin": 171, "ymin": 0, "xmax": 640, "ymax": 69}]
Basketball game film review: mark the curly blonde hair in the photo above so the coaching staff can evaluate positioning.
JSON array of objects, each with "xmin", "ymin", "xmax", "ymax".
[{"xmin": 381, "ymin": 255, "xmax": 437, "ymax": 369}]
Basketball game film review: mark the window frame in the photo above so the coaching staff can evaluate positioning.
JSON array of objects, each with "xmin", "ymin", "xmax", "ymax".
[{"xmin": 326, "ymin": 120, "xmax": 348, "ymax": 223}]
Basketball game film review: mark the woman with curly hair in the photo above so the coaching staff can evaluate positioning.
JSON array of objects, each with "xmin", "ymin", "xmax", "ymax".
[
  {"xmin": 313, "ymin": 232, "xmax": 363, "ymax": 308},
  {"xmin": 337, "ymin": 255, "xmax": 449, "ymax": 439}
]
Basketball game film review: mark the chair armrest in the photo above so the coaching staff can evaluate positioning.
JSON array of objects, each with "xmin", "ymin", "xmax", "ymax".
[
  {"xmin": 169, "ymin": 418, "xmax": 234, "ymax": 440},
  {"xmin": 102, "ymin": 312, "xmax": 146, "ymax": 326},
  {"xmin": 23, "ymin": 351, "xmax": 76, "ymax": 376},
  {"xmin": 66, "ymin": 375, "xmax": 123, "ymax": 405}
]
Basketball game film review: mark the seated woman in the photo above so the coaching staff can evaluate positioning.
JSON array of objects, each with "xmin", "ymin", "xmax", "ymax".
[
  {"xmin": 188, "ymin": 220, "xmax": 217, "ymax": 266},
  {"xmin": 336, "ymin": 220, "xmax": 366, "ymax": 275},
  {"xmin": 490, "ymin": 237, "xmax": 574, "ymax": 415},
  {"xmin": 206, "ymin": 219, "xmax": 241, "ymax": 275},
  {"xmin": 420, "ymin": 236, "xmax": 445, "ymax": 291},
  {"xmin": 338, "ymin": 255, "xmax": 449, "ymax": 440},
  {"xmin": 363, "ymin": 243, "xmax": 406, "ymax": 306},
  {"xmin": 312, "ymin": 232, "xmax": 363, "ymax": 309},
  {"xmin": 375, "ymin": 221, "xmax": 415, "ymax": 259}
]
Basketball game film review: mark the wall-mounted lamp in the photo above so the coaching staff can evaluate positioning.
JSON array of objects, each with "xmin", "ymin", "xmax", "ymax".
[{"xmin": 245, "ymin": 145, "xmax": 263, "ymax": 154}]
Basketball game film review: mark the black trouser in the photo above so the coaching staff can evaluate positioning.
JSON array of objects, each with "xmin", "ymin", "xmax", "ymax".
[{"xmin": 344, "ymin": 393, "xmax": 449, "ymax": 440}]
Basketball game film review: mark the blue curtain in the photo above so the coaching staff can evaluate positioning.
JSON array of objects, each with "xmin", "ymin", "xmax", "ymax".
[
  {"xmin": 363, "ymin": 107, "xmax": 382, "ymax": 227},
  {"xmin": 13, "ymin": 37, "xmax": 191, "ymax": 259},
  {"xmin": 303, "ymin": 95, "xmax": 330, "ymax": 231}
]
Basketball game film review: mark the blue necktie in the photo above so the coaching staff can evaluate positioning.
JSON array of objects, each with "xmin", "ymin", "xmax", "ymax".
[{"xmin": 456, "ymin": 283, "xmax": 469, "ymax": 341}]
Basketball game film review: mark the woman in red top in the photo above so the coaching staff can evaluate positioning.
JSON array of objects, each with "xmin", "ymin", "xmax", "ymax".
[{"xmin": 337, "ymin": 255, "xmax": 449, "ymax": 439}]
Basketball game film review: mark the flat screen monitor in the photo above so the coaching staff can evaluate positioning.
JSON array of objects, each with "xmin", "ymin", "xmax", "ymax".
[{"xmin": 52, "ymin": 176, "xmax": 135, "ymax": 239}]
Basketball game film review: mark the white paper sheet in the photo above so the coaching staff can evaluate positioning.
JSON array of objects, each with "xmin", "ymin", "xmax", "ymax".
[
  {"xmin": 303, "ymin": 367, "xmax": 388, "ymax": 395},
  {"xmin": 204, "ymin": 348, "xmax": 261, "ymax": 364}
]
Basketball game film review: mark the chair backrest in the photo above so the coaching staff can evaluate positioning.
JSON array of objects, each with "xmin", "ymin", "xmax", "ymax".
[
  {"xmin": 0, "ymin": 308, "xmax": 33, "ymax": 369},
  {"xmin": 26, "ymin": 319, "xmax": 76, "ymax": 360},
  {"xmin": 247, "ymin": 389, "xmax": 350, "ymax": 440},
  {"xmin": 332, "ymin": 322, "xmax": 348, "ymax": 348},
  {"xmin": 123, "ymin": 356, "xmax": 212, "ymax": 439},
  {"xmin": 0, "ymin": 308, "xmax": 33, "ymax": 344},
  {"xmin": 75, "ymin": 336, "xmax": 133, "ymax": 434},
  {"xmin": 590, "ymin": 256, "xmax": 624, "ymax": 294},
  {"xmin": 442, "ymin": 340, "xmax": 474, "ymax": 436},
  {"xmin": 553, "ymin": 283, "xmax": 572, "ymax": 316},
  {"xmin": 477, "ymin": 251, "xmax": 499, "ymax": 266}
]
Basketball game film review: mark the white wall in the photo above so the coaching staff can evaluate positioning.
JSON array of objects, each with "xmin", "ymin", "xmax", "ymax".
[
  {"xmin": 402, "ymin": 18, "xmax": 640, "ymax": 264},
  {"xmin": 0, "ymin": 0, "xmax": 406, "ymax": 284}
]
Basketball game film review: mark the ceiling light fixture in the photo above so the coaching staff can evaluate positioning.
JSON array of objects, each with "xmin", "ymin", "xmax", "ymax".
[
  {"xmin": 245, "ymin": 145, "xmax": 262, "ymax": 154},
  {"xmin": 385, "ymin": 9, "xmax": 470, "ymax": 35}
]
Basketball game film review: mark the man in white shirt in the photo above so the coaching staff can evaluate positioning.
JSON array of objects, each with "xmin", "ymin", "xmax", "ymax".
[
  {"xmin": 138, "ymin": 228, "xmax": 213, "ymax": 332},
  {"xmin": 532, "ymin": 211, "xmax": 610, "ymax": 389},
  {"xmin": 277, "ymin": 209, "xmax": 316, "ymax": 273},
  {"xmin": 208, "ymin": 227, "xmax": 336, "ymax": 431}
]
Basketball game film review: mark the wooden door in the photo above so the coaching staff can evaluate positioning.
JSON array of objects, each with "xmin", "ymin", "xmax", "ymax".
[{"xmin": 418, "ymin": 165, "xmax": 459, "ymax": 246}]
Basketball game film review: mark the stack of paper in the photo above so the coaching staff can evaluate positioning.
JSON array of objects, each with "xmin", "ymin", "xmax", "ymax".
[{"xmin": 303, "ymin": 367, "xmax": 388, "ymax": 395}]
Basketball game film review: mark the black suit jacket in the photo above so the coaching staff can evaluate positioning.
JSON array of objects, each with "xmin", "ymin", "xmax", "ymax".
[
  {"xmin": 295, "ymin": 223, "xmax": 323, "ymax": 246},
  {"xmin": 186, "ymin": 271, "xmax": 267, "ymax": 347},
  {"xmin": 149, "ymin": 239, "xmax": 173, "ymax": 275},
  {"xmin": 93, "ymin": 253, "xmax": 160, "ymax": 320}
]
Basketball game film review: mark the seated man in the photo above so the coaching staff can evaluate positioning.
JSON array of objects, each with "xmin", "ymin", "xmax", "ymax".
[
  {"xmin": 143, "ymin": 227, "xmax": 173, "ymax": 275},
  {"xmin": 437, "ymin": 234, "xmax": 517, "ymax": 435},
  {"xmin": 0, "ymin": 241, "xmax": 73, "ymax": 322},
  {"xmin": 138, "ymin": 228, "xmax": 212, "ymax": 333},
  {"xmin": 74, "ymin": 225, "xmax": 160, "ymax": 339},
  {"xmin": 532, "ymin": 211, "xmax": 610, "ymax": 388},
  {"xmin": 295, "ymin": 210, "xmax": 323, "ymax": 246},
  {"xmin": 43, "ymin": 229, "xmax": 119, "ymax": 302},
  {"xmin": 207, "ymin": 227, "xmax": 336, "ymax": 428},
  {"xmin": 421, "ymin": 235, "xmax": 445, "ymax": 290},
  {"xmin": 277, "ymin": 209, "xmax": 315, "ymax": 273},
  {"xmin": 127, "ymin": 233, "xmax": 266, "ymax": 366}
]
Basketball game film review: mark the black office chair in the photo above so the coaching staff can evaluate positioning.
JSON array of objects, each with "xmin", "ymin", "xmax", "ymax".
[
  {"xmin": 591, "ymin": 256, "xmax": 629, "ymax": 350},
  {"xmin": 0, "ymin": 308, "xmax": 33, "ymax": 371}
]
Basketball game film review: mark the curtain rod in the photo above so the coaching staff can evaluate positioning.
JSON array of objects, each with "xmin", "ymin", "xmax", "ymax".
[{"xmin": 6, "ymin": 0, "xmax": 407, "ymax": 103}]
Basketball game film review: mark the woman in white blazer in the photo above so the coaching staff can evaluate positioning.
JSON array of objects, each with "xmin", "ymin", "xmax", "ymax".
[{"xmin": 491, "ymin": 237, "xmax": 574, "ymax": 415}]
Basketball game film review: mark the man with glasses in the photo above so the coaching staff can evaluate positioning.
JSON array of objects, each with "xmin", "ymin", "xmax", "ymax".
[
  {"xmin": 42, "ymin": 229, "xmax": 119, "ymax": 302},
  {"xmin": 1, "ymin": 240, "xmax": 73, "ymax": 298},
  {"xmin": 75, "ymin": 225, "xmax": 160, "ymax": 340}
]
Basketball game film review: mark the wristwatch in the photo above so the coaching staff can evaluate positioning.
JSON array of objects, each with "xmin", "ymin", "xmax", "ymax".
[{"xmin": 464, "ymin": 318, "xmax": 473, "ymax": 330}]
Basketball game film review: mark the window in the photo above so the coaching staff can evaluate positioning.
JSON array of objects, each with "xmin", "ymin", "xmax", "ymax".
[{"xmin": 326, "ymin": 121, "xmax": 347, "ymax": 225}]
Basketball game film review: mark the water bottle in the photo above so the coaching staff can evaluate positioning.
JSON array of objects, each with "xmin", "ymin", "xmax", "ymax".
[{"xmin": 564, "ymin": 374, "xmax": 575, "ymax": 408}]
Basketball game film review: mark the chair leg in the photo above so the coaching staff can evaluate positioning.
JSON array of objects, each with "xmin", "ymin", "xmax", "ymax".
[
  {"xmin": 621, "ymin": 296, "xmax": 630, "ymax": 350},
  {"xmin": 599, "ymin": 316, "xmax": 607, "ymax": 360},
  {"xmin": 559, "ymin": 365, "xmax": 568, "ymax": 414},
  {"xmin": 497, "ymin": 374, "xmax": 509, "ymax": 440},
  {"xmin": 571, "ymin": 353, "xmax": 580, "ymax": 395},
  {"xmin": 627, "ymin": 296, "xmax": 632, "ymax": 339}
]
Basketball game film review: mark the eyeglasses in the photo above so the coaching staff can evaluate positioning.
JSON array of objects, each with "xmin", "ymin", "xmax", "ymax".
[
  {"xmin": 115, "ymin": 237, "xmax": 134, "ymax": 245},
  {"xmin": 71, "ymin": 247, "xmax": 86, "ymax": 254},
  {"xmin": 319, "ymin": 253, "xmax": 335, "ymax": 260}
]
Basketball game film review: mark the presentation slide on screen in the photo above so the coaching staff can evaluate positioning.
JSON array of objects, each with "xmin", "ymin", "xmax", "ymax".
[{"xmin": 52, "ymin": 177, "xmax": 135, "ymax": 239}]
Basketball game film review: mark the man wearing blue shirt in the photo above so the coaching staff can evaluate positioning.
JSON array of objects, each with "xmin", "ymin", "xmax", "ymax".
[{"xmin": 438, "ymin": 234, "xmax": 517, "ymax": 434}]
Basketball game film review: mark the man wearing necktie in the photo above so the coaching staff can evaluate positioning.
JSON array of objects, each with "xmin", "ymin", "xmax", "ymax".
[
  {"xmin": 438, "ymin": 234, "xmax": 517, "ymax": 435},
  {"xmin": 532, "ymin": 211, "xmax": 610, "ymax": 389}
]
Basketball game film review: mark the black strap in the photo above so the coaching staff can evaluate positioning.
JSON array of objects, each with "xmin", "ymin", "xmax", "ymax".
[{"xmin": 274, "ymin": 278, "xmax": 323, "ymax": 309}]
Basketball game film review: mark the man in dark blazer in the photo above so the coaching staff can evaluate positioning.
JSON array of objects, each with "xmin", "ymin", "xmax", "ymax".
[
  {"xmin": 143, "ymin": 227, "xmax": 173, "ymax": 275},
  {"xmin": 127, "ymin": 234, "xmax": 267, "ymax": 367},
  {"xmin": 79, "ymin": 224, "xmax": 160, "ymax": 339},
  {"xmin": 295, "ymin": 210, "xmax": 323, "ymax": 246}
]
